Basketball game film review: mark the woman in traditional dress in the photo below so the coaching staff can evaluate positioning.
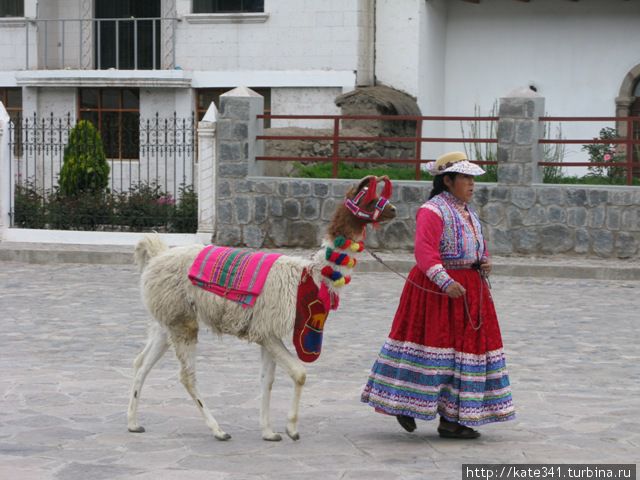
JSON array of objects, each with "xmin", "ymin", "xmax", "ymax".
[{"xmin": 361, "ymin": 151, "xmax": 515, "ymax": 439}]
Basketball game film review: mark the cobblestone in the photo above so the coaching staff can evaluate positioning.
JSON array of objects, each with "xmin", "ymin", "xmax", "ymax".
[{"xmin": 0, "ymin": 262, "xmax": 638, "ymax": 479}]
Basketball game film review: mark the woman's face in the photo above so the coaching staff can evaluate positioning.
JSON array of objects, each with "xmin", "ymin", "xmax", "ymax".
[{"xmin": 445, "ymin": 174, "xmax": 475, "ymax": 203}]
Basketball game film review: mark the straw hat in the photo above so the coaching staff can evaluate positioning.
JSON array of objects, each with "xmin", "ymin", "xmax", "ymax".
[{"xmin": 426, "ymin": 151, "xmax": 485, "ymax": 176}]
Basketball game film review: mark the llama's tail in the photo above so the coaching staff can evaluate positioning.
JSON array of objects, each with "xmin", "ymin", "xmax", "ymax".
[{"xmin": 134, "ymin": 234, "xmax": 169, "ymax": 272}]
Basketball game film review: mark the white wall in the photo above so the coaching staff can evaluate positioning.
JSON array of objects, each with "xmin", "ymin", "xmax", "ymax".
[
  {"xmin": 271, "ymin": 87, "xmax": 342, "ymax": 129},
  {"xmin": 442, "ymin": 0, "xmax": 640, "ymax": 170},
  {"xmin": 375, "ymin": 0, "xmax": 421, "ymax": 97},
  {"xmin": 174, "ymin": 0, "xmax": 364, "ymax": 73}
]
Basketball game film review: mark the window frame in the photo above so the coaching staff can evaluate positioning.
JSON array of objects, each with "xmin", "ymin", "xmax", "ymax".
[
  {"xmin": 1, "ymin": 87, "xmax": 23, "ymax": 156},
  {"xmin": 0, "ymin": 0, "xmax": 24, "ymax": 17},
  {"xmin": 77, "ymin": 87, "xmax": 140, "ymax": 160},
  {"xmin": 192, "ymin": 0, "xmax": 264, "ymax": 14}
]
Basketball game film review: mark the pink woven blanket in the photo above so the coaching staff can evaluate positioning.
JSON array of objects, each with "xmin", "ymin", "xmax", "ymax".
[{"xmin": 188, "ymin": 245, "xmax": 282, "ymax": 308}]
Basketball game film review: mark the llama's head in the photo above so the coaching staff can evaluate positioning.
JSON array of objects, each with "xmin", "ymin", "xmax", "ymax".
[{"xmin": 328, "ymin": 176, "xmax": 397, "ymax": 240}]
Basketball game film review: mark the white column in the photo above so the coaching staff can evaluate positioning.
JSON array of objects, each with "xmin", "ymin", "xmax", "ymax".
[
  {"xmin": 196, "ymin": 102, "xmax": 218, "ymax": 243},
  {"xmin": 0, "ymin": 103, "xmax": 12, "ymax": 239}
]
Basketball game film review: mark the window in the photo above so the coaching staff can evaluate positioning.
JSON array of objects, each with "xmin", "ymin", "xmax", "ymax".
[
  {"xmin": 78, "ymin": 88, "xmax": 140, "ymax": 159},
  {"xmin": 196, "ymin": 88, "xmax": 271, "ymax": 127},
  {"xmin": 0, "ymin": 0, "xmax": 24, "ymax": 17},
  {"xmin": 1, "ymin": 87, "xmax": 22, "ymax": 155},
  {"xmin": 95, "ymin": 0, "xmax": 161, "ymax": 70},
  {"xmin": 193, "ymin": 0, "xmax": 264, "ymax": 14}
]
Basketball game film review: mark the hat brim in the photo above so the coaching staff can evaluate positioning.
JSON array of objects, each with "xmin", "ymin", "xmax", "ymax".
[{"xmin": 426, "ymin": 160, "xmax": 485, "ymax": 176}]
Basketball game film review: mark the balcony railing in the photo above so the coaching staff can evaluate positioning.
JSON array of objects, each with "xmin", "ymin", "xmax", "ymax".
[{"xmin": 25, "ymin": 17, "xmax": 178, "ymax": 70}]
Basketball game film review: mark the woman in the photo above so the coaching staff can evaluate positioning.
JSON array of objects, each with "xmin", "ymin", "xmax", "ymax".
[{"xmin": 361, "ymin": 151, "xmax": 515, "ymax": 439}]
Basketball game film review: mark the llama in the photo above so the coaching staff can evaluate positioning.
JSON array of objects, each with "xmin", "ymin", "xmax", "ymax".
[{"xmin": 127, "ymin": 175, "xmax": 396, "ymax": 441}]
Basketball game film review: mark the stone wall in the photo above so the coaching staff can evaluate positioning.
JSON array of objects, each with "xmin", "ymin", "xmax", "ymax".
[{"xmin": 197, "ymin": 88, "xmax": 640, "ymax": 259}]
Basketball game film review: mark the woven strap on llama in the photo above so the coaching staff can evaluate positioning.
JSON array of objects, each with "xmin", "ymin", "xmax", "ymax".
[{"xmin": 344, "ymin": 177, "xmax": 392, "ymax": 221}]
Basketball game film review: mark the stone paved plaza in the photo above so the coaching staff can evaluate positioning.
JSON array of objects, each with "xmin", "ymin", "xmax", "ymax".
[{"xmin": 1, "ymin": 261, "xmax": 638, "ymax": 479}]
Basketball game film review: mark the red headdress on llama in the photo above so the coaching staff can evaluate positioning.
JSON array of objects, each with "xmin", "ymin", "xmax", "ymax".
[{"xmin": 343, "ymin": 175, "xmax": 393, "ymax": 223}]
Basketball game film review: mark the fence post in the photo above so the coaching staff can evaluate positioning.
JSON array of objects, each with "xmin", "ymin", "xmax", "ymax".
[
  {"xmin": 196, "ymin": 102, "xmax": 218, "ymax": 243},
  {"xmin": 0, "ymin": 103, "xmax": 11, "ymax": 239},
  {"xmin": 214, "ymin": 87, "xmax": 264, "ymax": 245},
  {"xmin": 497, "ymin": 88, "xmax": 545, "ymax": 185}
]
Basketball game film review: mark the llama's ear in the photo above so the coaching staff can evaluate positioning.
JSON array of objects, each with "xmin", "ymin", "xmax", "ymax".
[
  {"xmin": 358, "ymin": 176, "xmax": 378, "ymax": 204},
  {"xmin": 377, "ymin": 175, "xmax": 393, "ymax": 198},
  {"xmin": 355, "ymin": 175, "xmax": 376, "ymax": 193}
]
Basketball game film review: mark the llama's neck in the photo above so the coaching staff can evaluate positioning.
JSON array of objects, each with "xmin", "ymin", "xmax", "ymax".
[{"xmin": 312, "ymin": 233, "xmax": 366, "ymax": 293}]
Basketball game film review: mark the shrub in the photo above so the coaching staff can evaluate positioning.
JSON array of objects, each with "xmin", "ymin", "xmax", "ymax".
[
  {"xmin": 170, "ymin": 184, "xmax": 198, "ymax": 233},
  {"xmin": 13, "ymin": 180, "xmax": 47, "ymax": 228},
  {"xmin": 582, "ymin": 127, "xmax": 625, "ymax": 180},
  {"xmin": 113, "ymin": 182, "xmax": 174, "ymax": 230},
  {"xmin": 58, "ymin": 120, "xmax": 110, "ymax": 197}
]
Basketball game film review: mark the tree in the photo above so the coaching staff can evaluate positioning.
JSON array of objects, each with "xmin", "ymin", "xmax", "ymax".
[{"xmin": 59, "ymin": 120, "xmax": 110, "ymax": 196}]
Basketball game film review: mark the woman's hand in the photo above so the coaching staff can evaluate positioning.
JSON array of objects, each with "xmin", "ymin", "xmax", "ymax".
[
  {"xmin": 445, "ymin": 282, "xmax": 466, "ymax": 299},
  {"xmin": 480, "ymin": 259, "xmax": 492, "ymax": 275}
]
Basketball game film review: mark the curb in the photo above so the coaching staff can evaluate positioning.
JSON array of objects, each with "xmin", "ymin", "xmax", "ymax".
[{"xmin": 1, "ymin": 243, "xmax": 638, "ymax": 281}]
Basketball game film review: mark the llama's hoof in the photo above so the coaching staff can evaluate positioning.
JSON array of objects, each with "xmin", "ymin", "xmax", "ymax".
[
  {"xmin": 286, "ymin": 429, "xmax": 300, "ymax": 441},
  {"xmin": 128, "ymin": 426, "xmax": 145, "ymax": 433},
  {"xmin": 262, "ymin": 432, "xmax": 282, "ymax": 441},
  {"xmin": 214, "ymin": 432, "xmax": 232, "ymax": 441}
]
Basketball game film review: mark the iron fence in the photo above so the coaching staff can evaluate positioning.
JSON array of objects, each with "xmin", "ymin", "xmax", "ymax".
[{"xmin": 9, "ymin": 113, "xmax": 197, "ymax": 232}]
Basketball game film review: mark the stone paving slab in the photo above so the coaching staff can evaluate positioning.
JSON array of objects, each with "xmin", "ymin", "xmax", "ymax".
[
  {"xmin": 0, "ymin": 261, "xmax": 638, "ymax": 479},
  {"xmin": 1, "ymin": 241, "xmax": 639, "ymax": 280}
]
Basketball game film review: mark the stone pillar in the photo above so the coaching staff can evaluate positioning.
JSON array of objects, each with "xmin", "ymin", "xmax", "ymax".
[
  {"xmin": 79, "ymin": 0, "xmax": 93, "ymax": 69},
  {"xmin": 0, "ymin": 104, "xmax": 12, "ymax": 238},
  {"xmin": 214, "ymin": 87, "xmax": 265, "ymax": 245},
  {"xmin": 497, "ymin": 88, "xmax": 545, "ymax": 185},
  {"xmin": 196, "ymin": 102, "xmax": 218, "ymax": 243}
]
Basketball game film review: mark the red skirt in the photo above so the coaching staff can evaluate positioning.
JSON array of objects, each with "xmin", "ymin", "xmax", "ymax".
[{"xmin": 361, "ymin": 266, "xmax": 515, "ymax": 426}]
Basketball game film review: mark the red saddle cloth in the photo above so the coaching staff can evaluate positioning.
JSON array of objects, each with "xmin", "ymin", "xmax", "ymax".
[{"xmin": 293, "ymin": 270, "xmax": 334, "ymax": 363}]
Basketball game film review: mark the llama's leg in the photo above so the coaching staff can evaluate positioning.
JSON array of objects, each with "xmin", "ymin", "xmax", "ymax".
[
  {"xmin": 262, "ymin": 337, "xmax": 306, "ymax": 441},
  {"xmin": 171, "ymin": 329, "xmax": 231, "ymax": 441},
  {"xmin": 259, "ymin": 346, "xmax": 281, "ymax": 441},
  {"xmin": 127, "ymin": 324, "xmax": 169, "ymax": 433}
]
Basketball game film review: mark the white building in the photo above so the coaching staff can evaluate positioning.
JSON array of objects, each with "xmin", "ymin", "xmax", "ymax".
[{"xmin": 0, "ymin": 0, "xmax": 639, "ymax": 178}]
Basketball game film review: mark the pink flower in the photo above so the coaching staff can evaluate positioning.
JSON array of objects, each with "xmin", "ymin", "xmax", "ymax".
[
  {"xmin": 155, "ymin": 195, "xmax": 176, "ymax": 206},
  {"xmin": 603, "ymin": 154, "xmax": 612, "ymax": 161}
]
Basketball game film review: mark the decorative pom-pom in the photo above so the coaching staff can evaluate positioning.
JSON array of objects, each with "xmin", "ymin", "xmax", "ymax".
[
  {"xmin": 349, "ymin": 242, "xmax": 360, "ymax": 252},
  {"xmin": 325, "ymin": 247, "xmax": 334, "ymax": 260},
  {"xmin": 344, "ymin": 276, "xmax": 351, "ymax": 284},
  {"xmin": 357, "ymin": 242, "xmax": 365, "ymax": 252},
  {"xmin": 321, "ymin": 266, "xmax": 333, "ymax": 277},
  {"xmin": 337, "ymin": 253, "xmax": 347, "ymax": 265},
  {"xmin": 330, "ymin": 271, "xmax": 342, "ymax": 281},
  {"xmin": 334, "ymin": 236, "xmax": 346, "ymax": 248},
  {"xmin": 347, "ymin": 258, "xmax": 356, "ymax": 268},
  {"xmin": 334, "ymin": 277, "xmax": 346, "ymax": 287}
]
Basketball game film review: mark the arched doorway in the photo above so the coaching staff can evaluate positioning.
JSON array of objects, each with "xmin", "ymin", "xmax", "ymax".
[
  {"xmin": 631, "ymin": 80, "xmax": 640, "ymax": 171},
  {"xmin": 616, "ymin": 66, "xmax": 640, "ymax": 178}
]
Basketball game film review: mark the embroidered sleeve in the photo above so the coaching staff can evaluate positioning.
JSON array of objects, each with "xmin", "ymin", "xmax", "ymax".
[{"xmin": 415, "ymin": 207, "xmax": 453, "ymax": 291}]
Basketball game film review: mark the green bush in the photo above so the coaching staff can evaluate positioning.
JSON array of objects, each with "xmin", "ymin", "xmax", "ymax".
[
  {"xmin": 582, "ymin": 127, "xmax": 625, "ymax": 180},
  {"xmin": 59, "ymin": 120, "xmax": 110, "ymax": 197},
  {"xmin": 113, "ymin": 182, "xmax": 175, "ymax": 230},
  {"xmin": 13, "ymin": 180, "xmax": 47, "ymax": 228},
  {"xmin": 47, "ymin": 189, "xmax": 112, "ymax": 230},
  {"xmin": 170, "ymin": 184, "xmax": 198, "ymax": 233}
]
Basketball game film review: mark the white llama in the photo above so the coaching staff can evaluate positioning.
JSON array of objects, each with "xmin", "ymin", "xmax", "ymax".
[{"xmin": 127, "ymin": 176, "xmax": 396, "ymax": 441}]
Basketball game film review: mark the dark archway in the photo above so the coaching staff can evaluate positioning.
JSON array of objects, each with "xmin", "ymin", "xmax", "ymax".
[{"xmin": 616, "ymin": 66, "xmax": 640, "ymax": 176}]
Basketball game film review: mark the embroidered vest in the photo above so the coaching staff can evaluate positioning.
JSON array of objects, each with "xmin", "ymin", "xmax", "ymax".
[{"xmin": 423, "ymin": 193, "xmax": 486, "ymax": 265}]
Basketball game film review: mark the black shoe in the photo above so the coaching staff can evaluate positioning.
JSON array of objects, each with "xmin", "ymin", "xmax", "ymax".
[{"xmin": 396, "ymin": 414, "xmax": 416, "ymax": 432}]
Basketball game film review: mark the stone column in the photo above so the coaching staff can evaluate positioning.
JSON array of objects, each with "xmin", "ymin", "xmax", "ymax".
[
  {"xmin": 497, "ymin": 88, "xmax": 545, "ymax": 185},
  {"xmin": 79, "ymin": 0, "xmax": 93, "ymax": 69},
  {"xmin": 0, "ymin": 104, "xmax": 12, "ymax": 238},
  {"xmin": 214, "ymin": 87, "xmax": 265, "ymax": 245},
  {"xmin": 196, "ymin": 102, "xmax": 218, "ymax": 243}
]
